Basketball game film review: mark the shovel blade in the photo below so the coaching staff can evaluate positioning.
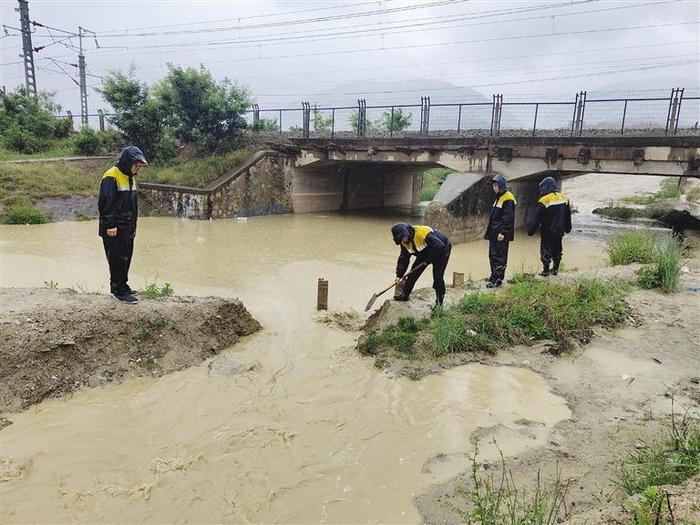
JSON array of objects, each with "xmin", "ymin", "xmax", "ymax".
[{"xmin": 364, "ymin": 293, "xmax": 379, "ymax": 312}]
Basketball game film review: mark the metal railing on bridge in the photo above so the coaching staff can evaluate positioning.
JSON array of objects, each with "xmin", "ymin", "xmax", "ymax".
[
  {"xmin": 60, "ymin": 87, "xmax": 699, "ymax": 140},
  {"xmin": 248, "ymin": 87, "xmax": 699, "ymax": 139}
]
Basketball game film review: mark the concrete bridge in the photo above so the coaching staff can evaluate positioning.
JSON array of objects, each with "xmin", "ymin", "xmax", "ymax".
[{"xmin": 140, "ymin": 134, "xmax": 700, "ymax": 242}]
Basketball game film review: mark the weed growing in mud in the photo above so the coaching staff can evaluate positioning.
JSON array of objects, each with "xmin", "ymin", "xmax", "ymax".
[
  {"xmin": 618, "ymin": 409, "xmax": 700, "ymax": 497},
  {"xmin": 453, "ymin": 442, "xmax": 569, "ymax": 525},
  {"xmin": 636, "ymin": 234, "xmax": 683, "ymax": 293},
  {"xmin": 606, "ymin": 231, "xmax": 658, "ymax": 265},
  {"xmin": 43, "ymin": 280, "xmax": 58, "ymax": 289},
  {"xmin": 625, "ymin": 487, "xmax": 683, "ymax": 525},
  {"xmin": 139, "ymin": 281, "xmax": 174, "ymax": 299},
  {"xmin": 369, "ymin": 280, "xmax": 629, "ymax": 359},
  {"xmin": 135, "ymin": 329, "xmax": 153, "ymax": 343}
]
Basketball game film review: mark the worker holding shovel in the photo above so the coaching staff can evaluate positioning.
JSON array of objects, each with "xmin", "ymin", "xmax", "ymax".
[{"xmin": 391, "ymin": 223, "xmax": 452, "ymax": 308}]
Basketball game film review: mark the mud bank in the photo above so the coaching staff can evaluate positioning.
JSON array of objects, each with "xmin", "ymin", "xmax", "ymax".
[
  {"xmin": 356, "ymin": 266, "xmax": 700, "ymax": 522},
  {"xmin": 0, "ymin": 288, "xmax": 261, "ymax": 414}
]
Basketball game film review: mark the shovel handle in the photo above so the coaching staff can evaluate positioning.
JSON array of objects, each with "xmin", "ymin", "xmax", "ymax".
[{"xmin": 378, "ymin": 262, "xmax": 428, "ymax": 296}]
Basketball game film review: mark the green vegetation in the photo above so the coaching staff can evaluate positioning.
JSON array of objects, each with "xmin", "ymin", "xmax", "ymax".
[
  {"xmin": 382, "ymin": 108, "xmax": 412, "ymax": 133},
  {"xmin": 618, "ymin": 410, "xmax": 700, "ymax": 524},
  {"xmin": 0, "ymin": 88, "xmax": 72, "ymax": 154},
  {"xmin": 363, "ymin": 279, "xmax": 629, "ymax": 360},
  {"xmin": 606, "ymin": 231, "xmax": 683, "ymax": 293},
  {"xmin": 0, "ymin": 139, "xmax": 75, "ymax": 161},
  {"xmin": 139, "ymin": 281, "xmax": 174, "ymax": 299},
  {"xmin": 637, "ymin": 234, "xmax": 683, "ymax": 293},
  {"xmin": 606, "ymin": 231, "xmax": 658, "ymax": 265},
  {"xmin": 43, "ymin": 280, "xmax": 58, "ymax": 289},
  {"xmin": 454, "ymin": 443, "xmax": 568, "ymax": 525},
  {"xmin": 139, "ymin": 147, "xmax": 254, "ymax": 187},
  {"xmin": 421, "ymin": 167, "xmax": 454, "ymax": 201},
  {"xmin": 3, "ymin": 203, "xmax": 50, "ymax": 224},
  {"xmin": 621, "ymin": 178, "xmax": 684, "ymax": 205},
  {"xmin": 250, "ymin": 118, "xmax": 279, "ymax": 132},
  {"xmin": 312, "ymin": 110, "xmax": 333, "ymax": 134}
]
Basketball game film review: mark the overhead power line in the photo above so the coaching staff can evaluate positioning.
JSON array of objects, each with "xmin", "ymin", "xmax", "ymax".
[
  {"xmin": 93, "ymin": 0, "xmax": 472, "ymax": 37},
  {"xmin": 82, "ymin": 19, "xmax": 700, "ymax": 66}
]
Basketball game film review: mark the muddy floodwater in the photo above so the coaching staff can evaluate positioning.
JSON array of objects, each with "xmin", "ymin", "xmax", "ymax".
[{"xmin": 0, "ymin": 214, "xmax": 606, "ymax": 523}]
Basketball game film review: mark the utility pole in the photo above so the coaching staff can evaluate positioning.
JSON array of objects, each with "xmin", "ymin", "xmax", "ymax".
[
  {"xmin": 16, "ymin": 0, "xmax": 37, "ymax": 95},
  {"xmin": 78, "ymin": 26, "xmax": 88, "ymax": 126}
]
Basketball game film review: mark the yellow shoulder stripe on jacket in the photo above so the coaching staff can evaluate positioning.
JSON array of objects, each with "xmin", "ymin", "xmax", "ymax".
[
  {"xmin": 495, "ymin": 191, "xmax": 517, "ymax": 208},
  {"xmin": 102, "ymin": 166, "xmax": 136, "ymax": 192},
  {"xmin": 401, "ymin": 225, "xmax": 433, "ymax": 254},
  {"xmin": 538, "ymin": 192, "xmax": 569, "ymax": 207}
]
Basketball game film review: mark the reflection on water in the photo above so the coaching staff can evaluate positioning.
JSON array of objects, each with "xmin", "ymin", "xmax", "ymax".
[{"xmin": 0, "ymin": 214, "xmax": 587, "ymax": 524}]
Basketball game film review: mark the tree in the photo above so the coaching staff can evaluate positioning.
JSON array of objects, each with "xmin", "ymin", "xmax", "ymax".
[
  {"xmin": 154, "ymin": 65, "xmax": 251, "ymax": 152},
  {"xmin": 98, "ymin": 71, "xmax": 171, "ymax": 162},
  {"xmin": 383, "ymin": 108, "xmax": 412, "ymax": 133},
  {"xmin": 0, "ymin": 88, "xmax": 66, "ymax": 153}
]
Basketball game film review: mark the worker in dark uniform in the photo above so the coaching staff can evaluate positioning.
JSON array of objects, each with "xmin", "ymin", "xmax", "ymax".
[
  {"xmin": 527, "ymin": 176, "xmax": 572, "ymax": 276},
  {"xmin": 484, "ymin": 174, "xmax": 516, "ymax": 288},
  {"xmin": 391, "ymin": 223, "xmax": 452, "ymax": 308},
  {"xmin": 98, "ymin": 146, "xmax": 148, "ymax": 304}
]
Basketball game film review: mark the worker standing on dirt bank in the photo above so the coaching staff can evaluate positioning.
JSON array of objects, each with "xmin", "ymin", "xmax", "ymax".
[
  {"xmin": 391, "ymin": 223, "xmax": 452, "ymax": 308},
  {"xmin": 98, "ymin": 146, "xmax": 148, "ymax": 304},
  {"xmin": 527, "ymin": 176, "xmax": 572, "ymax": 276},
  {"xmin": 484, "ymin": 174, "xmax": 517, "ymax": 288}
]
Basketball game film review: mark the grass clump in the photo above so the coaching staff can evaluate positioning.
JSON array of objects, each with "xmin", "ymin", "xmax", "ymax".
[
  {"xmin": 606, "ymin": 231, "xmax": 683, "ymax": 293},
  {"xmin": 369, "ymin": 279, "xmax": 629, "ymax": 359},
  {"xmin": 3, "ymin": 203, "xmax": 50, "ymax": 224},
  {"xmin": 453, "ymin": 442, "xmax": 569, "ymax": 525},
  {"xmin": 139, "ymin": 147, "xmax": 255, "ymax": 188},
  {"xmin": 139, "ymin": 281, "xmax": 174, "ymax": 299},
  {"xmin": 420, "ymin": 167, "xmax": 454, "ymax": 201},
  {"xmin": 618, "ymin": 410, "xmax": 700, "ymax": 497},
  {"xmin": 636, "ymin": 235, "xmax": 682, "ymax": 293},
  {"xmin": 606, "ymin": 231, "xmax": 658, "ymax": 265}
]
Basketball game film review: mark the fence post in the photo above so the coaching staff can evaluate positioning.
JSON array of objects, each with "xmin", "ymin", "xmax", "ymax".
[
  {"xmin": 279, "ymin": 109, "xmax": 283, "ymax": 133},
  {"xmin": 419, "ymin": 97, "xmax": 431, "ymax": 134},
  {"xmin": 571, "ymin": 91, "xmax": 586, "ymax": 136},
  {"xmin": 457, "ymin": 104, "xmax": 462, "ymax": 133},
  {"xmin": 577, "ymin": 91, "xmax": 587, "ymax": 136},
  {"xmin": 666, "ymin": 87, "xmax": 683, "ymax": 136},
  {"xmin": 620, "ymin": 100, "xmax": 628, "ymax": 135},
  {"xmin": 98, "ymin": 109, "xmax": 105, "ymax": 131},
  {"xmin": 66, "ymin": 111, "xmax": 74, "ymax": 132},
  {"xmin": 674, "ymin": 88, "xmax": 684, "ymax": 135},
  {"xmin": 490, "ymin": 94, "xmax": 502, "ymax": 136},
  {"xmin": 302, "ymin": 101, "xmax": 310, "ymax": 139},
  {"xmin": 357, "ymin": 99, "xmax": 367, "ymax": 138},
  {"xmin": 390, "ymin": 106, "xmax": 394, "ymax": 137},
  {"xmin": 252, "ymin": 103, "xmax": 259, "ymax": 128},
  {"xmin": 532, "ymin": 103, "xmax": 539, "ymax": 136},
  {"xmin": 331, "ymin": 108, "xmax": 335, "ymax": 138}
]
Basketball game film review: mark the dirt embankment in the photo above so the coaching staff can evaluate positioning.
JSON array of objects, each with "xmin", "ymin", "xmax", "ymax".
[
  {"xmin": 0, "ymin": 288, "xmax": 261, "ymax": 415},
  {"xmin": 353, "ymin": 264, "xmax": 700, "ymax": 523}
]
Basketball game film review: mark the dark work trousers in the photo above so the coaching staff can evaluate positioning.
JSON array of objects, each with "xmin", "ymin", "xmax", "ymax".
[
  {"xmin": 102, "ymin": 233, "xmax": 134, "ymax": 295},
  {"xmin": 540, "ymin": 234, "xmax": 563, "ymax": 269},
  {"xmin": 401, "ymin": 244, "xmax": 452, "ymax": 299},
  {"xmin": 488, "ymin": 240, "xmax": 510, "ymax": 283}
]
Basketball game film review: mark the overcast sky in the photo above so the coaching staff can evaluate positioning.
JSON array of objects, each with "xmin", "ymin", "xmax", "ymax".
[{"xmin": 1, "ymin": 0, "xmax": 699, "ymax": 123}]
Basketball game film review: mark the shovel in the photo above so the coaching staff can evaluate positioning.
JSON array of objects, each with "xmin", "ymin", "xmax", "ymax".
[{"xmin": 364, "ymin": 262, "xmax": 427, "ymax": 312}]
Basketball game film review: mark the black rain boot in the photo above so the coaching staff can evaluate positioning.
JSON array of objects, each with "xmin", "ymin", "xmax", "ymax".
[
  {"xmin": 539, "ymin": 264, "xmax": 551, "ymax": 277},
  {"xmin": 433, "ymin": 291, "xmax": 445, "ymax": 310},
  {"xmin": 551, "ymin": 262, "xmax": 560, "ymax": 276}
]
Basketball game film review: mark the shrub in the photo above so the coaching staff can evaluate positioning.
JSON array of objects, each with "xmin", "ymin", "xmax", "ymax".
[
  {"xmin": 250, "ymin": 118, "xmax": 279, "ymax": 132},
  {"xmin": 606, "ymin": 231, "xmax": 658, "ymax": 265},
  {"xmin": 3, "ymin": 123, "xmax": 43, "ymax": 154},
  {"xmin": 73, "ymin": 126, "xmax": 102, "ymax": 156},
  {"xmin": 4, "ymin": 204, "xmax": 50, "ymax": 224},
  {"xmin": 53, "ymin": 117, "xmax": 73, "ymax": 139}
]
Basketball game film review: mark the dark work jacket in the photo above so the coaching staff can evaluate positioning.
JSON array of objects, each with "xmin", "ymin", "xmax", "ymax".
[
  {"xmin": 484, "ymin": 190, "xmax": 517, "ymax": 242},
  {"xmin": 396, "ymin": 226, "xmax": 451, "ymax": 277},
  {"xmin": 98, "ymin": 166, "xmax": 138, "ymax": 237},
  {"xmin": 527, "ymin": 191, "xmax": 572, "ymax": 238}
]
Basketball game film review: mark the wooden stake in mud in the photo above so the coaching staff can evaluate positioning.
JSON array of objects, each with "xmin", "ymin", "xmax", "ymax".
[
  {"xmin": 317, "ymin": 278, "xmax": 328, "ymax": 310},
  {"xmin": 452, "ymin": 272, "xmax": 465, "ymax": 288}
]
